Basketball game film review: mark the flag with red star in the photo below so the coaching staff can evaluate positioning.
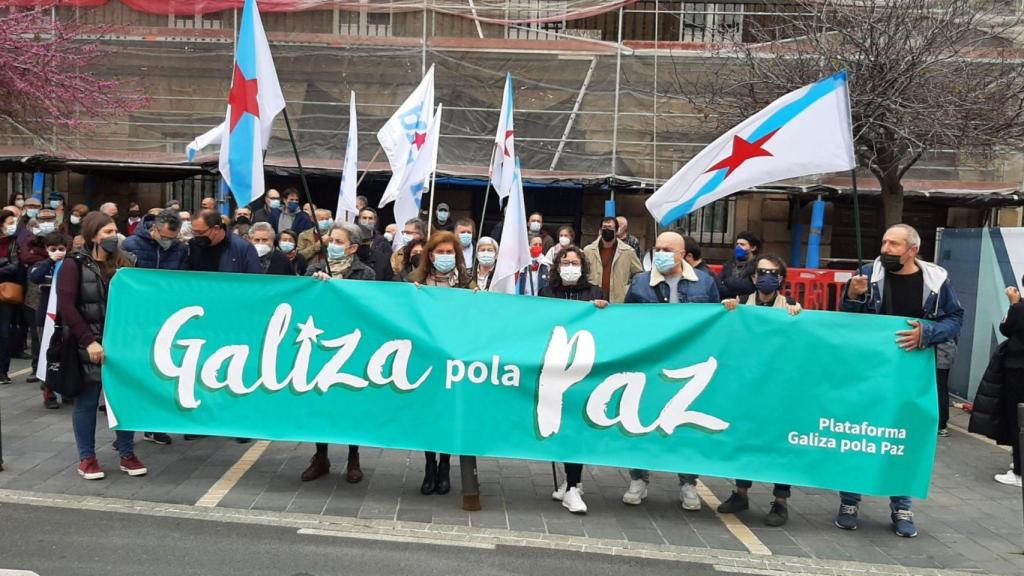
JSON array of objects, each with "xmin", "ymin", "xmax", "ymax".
[
  {"xmin": 489, "ymin": 73, "xmax": 517, "ymax": 200},
  {"xmin": 377, "ymin": 66, "xmax": 435, "ymax": 208},
  {"xmin": 646, "ymin": 71, "xmax": 856, "ymax": 226},
  {"xmin": 217, "ymin": 0, "xmax": 285, "ymax": 208},
  {"xmin": 392, "ymin": 104, "xmax": 442, "ymax": 246}
]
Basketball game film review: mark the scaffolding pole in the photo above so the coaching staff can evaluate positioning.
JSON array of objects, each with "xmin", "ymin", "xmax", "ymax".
[
  {"xmin": 549, "ymin": 56, "xmax": 598, "ymax": 171},
  {"xmin": 610, "ymin": 6, "xmax": 624, "ymax": 202}
]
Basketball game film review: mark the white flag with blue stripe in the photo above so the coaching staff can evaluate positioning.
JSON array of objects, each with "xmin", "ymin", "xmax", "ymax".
[{"xmin": 646, "ymin": 71, "xmax": 856, "ymax": 226}]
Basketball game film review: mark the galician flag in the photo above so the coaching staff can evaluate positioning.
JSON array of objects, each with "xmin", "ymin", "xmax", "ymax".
[
  {"xmin": 186, "ymin": 122, "xmax": 224, "ymax": 162},
  {"xmin": 378, "ymin": 66, "xmax": 435, "ymax": 208},
  {"xmin": 336, "ymin": 91, "xmax": 359, "ymax": 224},
  {"xmin": 217, "ymin": 0, "xmax": 286, "ymax": 208},
  {"xmin": 37, "ymin": 261, "xmax": 61, "ymax": 382},
  {"xmin": 646, "ymin": 71, "xmax": 856, "ymax": 226},
  {"xmin": 392, "ymin": 104, "xmax": 442, "ymax": 249},
  {"xmin": 489, "ymin": 73, "xmax": 516, "ymax": 200},
  {"xmin": 489, "ymin": 158, "xmax": 530, "ymax": 295}
]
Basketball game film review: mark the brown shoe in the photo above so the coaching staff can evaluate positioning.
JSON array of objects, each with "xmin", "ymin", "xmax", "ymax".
[
  {"xmin": 345, "ymin": 453, "xmax": 363, "ymax": 484},
  {"xmin": 301, "ymin": 453, "xmax": 330, "ymax": 482}
]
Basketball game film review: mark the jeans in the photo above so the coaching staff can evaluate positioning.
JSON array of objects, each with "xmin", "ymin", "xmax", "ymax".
[
  {"xmin": 736, "ymin": 480, "xmax": 791, "ymax": 498},
  {"xmin": 630, "ymin": 468, "xmax": 698, "ymax": 485},
  {"xmin": 72, "ymin": 383, "xmax": 134, "ymax": 460},
  {"xmin": 936, "ymin": 368, "xmax": 950, "ymax": 430},
  {"xmin": 840, "ymin": 492, "xmax": 911, "ymax": 511},
  {"xmin": 0, "ymin": 302, "xmax": 13, "ymax": 375}
]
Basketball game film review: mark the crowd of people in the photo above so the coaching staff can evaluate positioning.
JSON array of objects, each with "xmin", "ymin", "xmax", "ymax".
[{"xmin": 4, "ymin": 187, "xmax": 1022, "ymax": 541}]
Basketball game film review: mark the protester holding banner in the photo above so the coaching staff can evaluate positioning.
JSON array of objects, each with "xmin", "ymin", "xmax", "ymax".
[
  {"xmin": 187, "ymin": 211, "xmax": 261, "ymax": 274},
  {"xmin": 407, "ymin": 230, "xmax": 476, "ymax": 495},
  {"xmin": 299, "ymin": 222, "xmax": 376, "ymax": 484},
  {"xmin": 473, "ymin": 236, "xmax": 498, "ymax": 291},
  {"xmin": 717, "ymin": 254, "xmax": 800, "ymax": 526},
  {"xmin": 717, "ymin": 232, "xmax": 760, "ymax": 300},
  {"xmin": 539, "ymin": 246, "xmax": 608, "ymax": 514},
  {"xmin": 248, "ymin": 222, "xmax": 292, "ymax": 276},
  {"xmin": 837, "ymin": 224, "xmax": 964, "ymax": 538},
  {"xmin": 622, "ymin": 230, "xmax": 720, "ymax": 511},
  {"xmin": 584, "ymin": 217, "xmax": 643, "ymax": 304},
  {"xmin": 56, "ymin": 212, "xmax": 146, "ymax": 480},
  {"xmin": 277, "ymin": 229, "xmax": 307, "ymax": 276}
]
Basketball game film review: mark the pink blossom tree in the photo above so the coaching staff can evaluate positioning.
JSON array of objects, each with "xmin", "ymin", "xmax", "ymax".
[{"xmin": 0, "ymin": 4, "xmax": 148, "ymax": 140}]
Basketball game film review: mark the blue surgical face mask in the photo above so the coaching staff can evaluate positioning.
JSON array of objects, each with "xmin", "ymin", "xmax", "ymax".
[
  {"xmin": 458, "ymin": 232, "xmax": 473, "ymax": 248},
  {"xmin": 287, "ymin": 201, "xmax": 300, "ymax": 213},
  {"xmin": 437, "ymin": 210, "xmax": 449, "ymax": 223},
  {"xmin": 26, "ymin": 209, "xmax": 39, "ymax": 219},
  {"xmin": 279, "ymin": 241, "xmax": 295, "ymax": 254},
  {"xmin": 268, "ymin": 199, "xmax": 281, "ymax": 210},
  {"xmin": 327, "ymin": 243, "xmax": 350, "ymax": 261},
  {"xmin": 477, "ymin": 251, "xmax": 496, "ymax": 266},
  {"xmin": 49, "ymin": 200, "xmax": 60, "ymax": 209},
  {"xmin": 734, "ymin": 245, "xmax": 749, "ymax": 260},
  {"xmin": 317, "ymin": 219, "xmax": 332, "ymax": 232},
  {"xmin": 433, "ymin": 253, "xmax": 456, "ymax": 273},
  {"xmin": 39, "ymin": 222, "xmax": 56, "ymax": 234},
  {"xmin": 653, "ymin": 251, "xmax": 677, "ymax": 273},
  {"xmin": 755, "ymin": 274, "xmax": 781, "ymax": 294}
]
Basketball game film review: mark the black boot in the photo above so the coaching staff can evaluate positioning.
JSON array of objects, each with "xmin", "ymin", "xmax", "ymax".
[
  {"xmin": 421, "ymin": 458, "xmax": 438, "ymax": 495},
  {"xmin": 436, "ymin": 459, "xmax": 451, "ymax": 495}
]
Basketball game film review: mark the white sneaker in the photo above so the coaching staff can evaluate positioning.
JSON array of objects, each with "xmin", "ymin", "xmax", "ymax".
[
  {"xmin": 552, "ymin": 481, "xmax": 584, "ymax": 501},
  {"xmin": 680, "ymin": 483, "xmax": 702, "ymax": 511},
  {"xmin": 562, "ymin": 487, "xmax": 588, "ymax": 514},
  {"xmin": 994, "ymin": 470, "xmax": 1022, "ymax": 487},
  {"xmin": 622, "ymin": 479, "xmax": 648, "ymax": 505}
]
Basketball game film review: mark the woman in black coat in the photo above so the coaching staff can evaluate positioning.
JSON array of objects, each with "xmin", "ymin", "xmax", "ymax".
[
  {"xmin": 970, "ymin": 281, "xmax": 1024, "ymax": 487},
  {"xmin": 538, "ymin": 246, "xmax": 608, "ymax": 513}
]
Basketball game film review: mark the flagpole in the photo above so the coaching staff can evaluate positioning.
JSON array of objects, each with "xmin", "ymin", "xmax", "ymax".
[
  {"xmin": 478, "ymin": 183, "xmax": 491, "ymax": 241},
  {"xmin": 426, "ymin": 169, "xmax": 438, "ymax": 236},
  {"xmin": 850, "ymin": 168, "xmax": 863, "ymax": 269},
  {"xmin": 281, "ymin": 107, "xmax": 325, "ymax": 263}
]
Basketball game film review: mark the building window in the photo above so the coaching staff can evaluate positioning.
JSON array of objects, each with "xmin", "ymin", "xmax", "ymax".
[
  {"xmin": 167, "ymin": 175, "xmax": 220, "ymax": 213},
  {"xmin": 680, "ymin": 3, "xmax": 743, "ymax": 43},
  {"xmin": 672, "ymin": 197, "xmax": 735, "ymax": 246},
  {"xmin": 336, "ymin": 1, "xmax": 392, "ymax": 37},
  {"xmin": 171, "ymin": 13, "xmax": 224, "ymax": 30},
  {"xmin": 505, "ymin": 0, "xmax": 568, "ymax": 40}
]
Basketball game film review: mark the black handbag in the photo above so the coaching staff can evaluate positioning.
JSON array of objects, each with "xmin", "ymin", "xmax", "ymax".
[{"xmin": 44, "ymin": 325, "xmax": 95, "ymax": 398}]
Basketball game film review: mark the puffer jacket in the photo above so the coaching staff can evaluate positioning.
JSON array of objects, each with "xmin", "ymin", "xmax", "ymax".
[
  {"xmin": 968, "ymin": 341, "xmax": 1012, "ymax": 444},
  {"xmin": 121, "ymin": 223, "xmax": 189, "ymax": 270}
]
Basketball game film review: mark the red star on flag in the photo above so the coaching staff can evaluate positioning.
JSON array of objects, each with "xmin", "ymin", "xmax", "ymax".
[
  {"xmin": 412, "ymin": 131, "xmax": 427, "ymax": 150},
  {"xmin": 228, "ymin": 64, "xmax": 260, "ymax": 131},
  {"xmin": 705, "ymin": 130, "xmax": 779, "ymax": 178},
  {"xmin": 502, "ymin": 129, "xmax": 514, "ymax": 157}
]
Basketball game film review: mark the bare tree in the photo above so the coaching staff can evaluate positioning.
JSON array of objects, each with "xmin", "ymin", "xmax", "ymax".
[{"xmin": 681, "ymin": 0, "xmax": 1024, "ymax": 227}]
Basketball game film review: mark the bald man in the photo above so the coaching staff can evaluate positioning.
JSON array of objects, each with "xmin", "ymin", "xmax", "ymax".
[
  {"xmin": 298, "ymin": 208, "xmax": 333, "ymax": 261},
  {"xmin": 620, "ymin": 229, "xmax": 719, "ymax": 512}
]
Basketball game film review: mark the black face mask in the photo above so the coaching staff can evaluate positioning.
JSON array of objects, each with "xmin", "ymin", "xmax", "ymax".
[
  {"xmin": 410, "ymin": 254, "xmax": 421, "ymax": 269},
  {"xmin": 880, "ymin": 253, "xmax": 904, "ymax": 273},
  {"xmin": 192, "ymin": 235, "xmax": 212, "ymax": 249},
  {"xmin": 99, "ymin": 236, "xmax": 119, "ymax": 255},
  {"xmin": 600, "ymin": 229, "xmax": 615, "ymax": 242},
  {"xmin": 234, "ymin": 216, "xmax": 251, "ymax": 226},
  {"xmin": 356, "ymin": 244, "xmax": 371, "ymax": 261}
]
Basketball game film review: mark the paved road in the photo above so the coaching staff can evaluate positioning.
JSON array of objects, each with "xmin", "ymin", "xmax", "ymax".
[{"xmin": 0, "ymin": 502, "xmax": 710, "ymax": 576}]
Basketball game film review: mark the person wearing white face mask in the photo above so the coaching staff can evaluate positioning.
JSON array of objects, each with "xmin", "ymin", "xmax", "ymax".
[
  {"xmin": 527, "ymin": 212, "xmax": 554, "ymax": 252},
  {"xmin": 20, "ymin": 208, "xmax": 70, "ymax": 386},
  {"xmin": 277, "ymin": 229, "xmax": 307, "ymax": 275},
  {"xmin": 454, "ymin": 218, "xmax": 476, "ymax": 268},
  {"xmin": 433, "ymin": 202, "xmax": 455, "ymax": 232},
  {"xmin": 473, "ymin": 236, "xmax": 498, "ymax": 290},
  {"xmin": 621, "ymin": 230, "xmax": 719, "ymax": 512},
  {"xmin": 544, "ymin": 225, "xmax": 575, "ymax": 263},
  {"xmin": 538, "ymin": 246, "xmax": 609, "ymax": 514},
  {"xmin": 383, "ymin": 223, "xmax": 397, "ymax": 245},
  {"xmin": 301, "ymin": 222, "xmax": 376, "ymax": 485},
  {"xmin": 28, "ymin": 231, "xmax": 68, "ymax": 408},
  {"xmin": 248, "ymin": 222, "xmax": 292, "ymax": 275}
]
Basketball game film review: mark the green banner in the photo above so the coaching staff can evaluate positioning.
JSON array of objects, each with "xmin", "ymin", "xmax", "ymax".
[{"xmin": 103, "ymin": 269, "xmax": 937, "ymax": 498}]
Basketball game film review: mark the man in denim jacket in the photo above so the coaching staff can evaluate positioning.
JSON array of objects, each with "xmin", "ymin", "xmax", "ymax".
[
  {"xmin": 836, "ymin": 224, "xmax": 963, "ymax": 538},
  {"xmin": 621, "ymin": 230, "xmax": 720, "ymax": 511}
]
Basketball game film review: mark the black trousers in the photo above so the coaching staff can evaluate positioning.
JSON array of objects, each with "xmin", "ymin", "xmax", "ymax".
[{"xmin": 937, "ymin": 368, "xmax": 950, "ymax": 430}]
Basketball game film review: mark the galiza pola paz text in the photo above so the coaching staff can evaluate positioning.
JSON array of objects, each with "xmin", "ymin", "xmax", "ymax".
[{"xmin": 101, "ymin": 270, "xmax": 939, "ymax": 498}]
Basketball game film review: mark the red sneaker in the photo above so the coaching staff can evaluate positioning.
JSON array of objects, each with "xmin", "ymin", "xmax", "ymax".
[
  {"xmin": 119, "ymin": 453, "xmax": 148, "ymax": 477},
  {"xmin": 77, "ymin": 456, "xmax": 105, "ymax": 480}
]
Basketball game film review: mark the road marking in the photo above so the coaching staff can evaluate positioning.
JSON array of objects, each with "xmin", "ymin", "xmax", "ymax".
[
  {"xmin": 947, "ymin": 422, "xmax": 1011, "ymax": 452},
  {"xmin": 696, "ymin": 480, "xmax": 772, "ymax": 556},
  {"xmin": 0, "ymin": 489, "xmax": 968, "ymax": 576},
  {"xmin": 297, "ymin": 528, "xmax": 496, "ymax": 550},
  {"xmin": 9, "ymin": 368, "xmax": 32, "ymax": 378},
  {"xmin": 0, "ymin": 571, "xmax": 41, "ymax": 576},
  {"xmin": 195, "ymin": 440, "xmax": 270, "ymax": 508}
]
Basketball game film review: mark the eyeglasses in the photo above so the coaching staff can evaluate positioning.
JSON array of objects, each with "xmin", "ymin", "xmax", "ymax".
[{"xmin": 756, "ymin": 268, "xmax": 782, "ymax": 277}]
